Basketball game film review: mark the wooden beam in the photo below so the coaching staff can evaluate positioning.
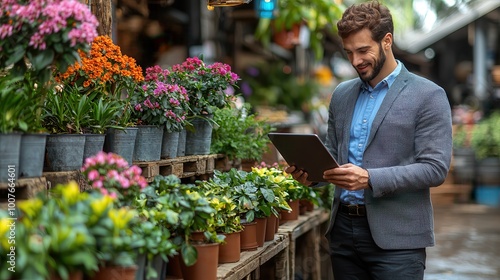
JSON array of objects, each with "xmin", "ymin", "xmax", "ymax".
[{"xmin": 80, "ymin": 0, "xmax": 113, "ymax": 37}]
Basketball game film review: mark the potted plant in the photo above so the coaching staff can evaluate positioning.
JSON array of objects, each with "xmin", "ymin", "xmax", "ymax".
[
  {"xmin": 41, "ymin": 84, "xmax": 95, "ymax": 171},
  {"xmin": 254, "ymin": 0, "xmax": 344, "ymax": 61},
  {"xmin": 0, "ymin": 0, "xmax": 98, "ymax": 85},
  {"xmin": 470, "ymin": 110, "xmax": 500, "ymax": 206},
  {"xmin": 0, "ymin": 182, "xmax": 103, "ymax": 280},
  {"xmin": 0, "ymin": 74, "xmax": 35, "ymax": 182},
  {"xmin": 147, "ymin": 175, "xmax": 223, "ymax": 280},
  {"xmin": 56, "ymin": 35, "xmax": 145, "ymax": 164},
  {"xmin": 81, "ymin": 151, "xmax": 148, "ymax": 207},
  {"xmin": 196, "ymin": 180, "xmax": 244, "ymax": 263},
  {"xmin": 164, "ymin": 56, "xmax": 241, "ymax": 155},
  {"xmin": 210, "ymin": 102, "xmax": 274, "ymax": 169},
  {"xmin": 129, "ymin": 65, "xmax": 190, "ymax": 161}
]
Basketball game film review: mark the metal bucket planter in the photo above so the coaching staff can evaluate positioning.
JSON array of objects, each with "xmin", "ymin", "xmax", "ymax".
[
  {"xmin": 103, "ymin": 127, "xmax": 138, "ymax": 165},
  {"xmin": 0, "ymin": 133, "xmax": 22, "ymax": 182},
  {"xmin": 185, "ymin": 116, "xmax": 213, "ymax": 156},
  {"xmin": 83, "ymin": 134, "xmax": 106, "ymax": 163},
  {"xmin": 44, "ymin": 134, "xmax": 86, "ymax": 172},
  {"xmin": 133, "ymin": 125, "xmax": 164, "ymax": 162},
  {"xmin": 161, "ymin": 130, "xmax": 179, "ymax": 159},
  {"xmin": 19, "ymin": 133, "xmax": 47, "ymax": 178}
]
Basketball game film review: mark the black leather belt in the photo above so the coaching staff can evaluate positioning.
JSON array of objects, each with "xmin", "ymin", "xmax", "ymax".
[{"xmin": 339, "ymin": 204, "xmax": 366, "ymax": 217}]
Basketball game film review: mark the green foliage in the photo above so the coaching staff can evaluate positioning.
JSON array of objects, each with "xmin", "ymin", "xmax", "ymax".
[
  {"xmin": 0, "ymin": 182, "xmax": 142, "ymax": 279},
  {"xmin": 255, "ymin": 0, "xmax": 344, "ymax": 61},
  {"xmin": 147, "ymin": 175, "xmax": 223, "ymax": 267},
  {"xmin": 211, "ymin": 102, "xmax": 274, "ymax": 161},
  {"xmin": 0, "ymin": 72, "xmax": 47, "ymax": 133},
  {"xmin": 470, "ymin": 111, "xmax": 500, "ymax": 159},
  {"xmin": 240, "ymin": 62, "xmax": 319, "ymax": 111}
]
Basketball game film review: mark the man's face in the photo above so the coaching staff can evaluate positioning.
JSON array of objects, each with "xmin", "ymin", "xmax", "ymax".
[{"xmin": 342, "ymin": 28, "xmax": 387, "ymax": 85}]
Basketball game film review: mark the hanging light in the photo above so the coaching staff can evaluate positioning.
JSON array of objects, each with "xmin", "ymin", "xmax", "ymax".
[
  {"xmin": 254, "ymin": 0, "xmax": 277, "ymax": 18},
  {"xmin": 207, "ymin": 0, "xmax": 253, "ymax": 10}
]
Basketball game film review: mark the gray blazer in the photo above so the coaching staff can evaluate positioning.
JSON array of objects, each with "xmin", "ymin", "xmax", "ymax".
[{"xmin": 324, "ymin": 64, "xmax": 452, "ymax": 250}]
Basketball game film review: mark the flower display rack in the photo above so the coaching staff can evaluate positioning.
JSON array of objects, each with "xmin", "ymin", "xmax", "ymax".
[
  {"xmin": 0, "ymin": 177, "xmax": 48, "ymax": 208},
  {"xmin": 134, "ymin": 154, "xmax": 226, "ymax": 182}
]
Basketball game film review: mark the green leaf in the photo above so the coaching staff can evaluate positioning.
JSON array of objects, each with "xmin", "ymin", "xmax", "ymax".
[{"xmin": 181, "ymin": 244, "xmax": 197, "ymax": 266}]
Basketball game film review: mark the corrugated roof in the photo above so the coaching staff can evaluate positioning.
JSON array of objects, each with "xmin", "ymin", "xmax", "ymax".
[{"xmin": 396, "ymin": 0, "xmax": 500, "ymax": 54}]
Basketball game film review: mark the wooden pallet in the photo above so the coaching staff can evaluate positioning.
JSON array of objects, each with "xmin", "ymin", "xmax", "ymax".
[
  {"xmin": 134, "ymin": 154, "xmax": 226, "ymax": 181},
  {"xmin": 0, "ymin": 177, "xmax": 48, "ymax": 209}
]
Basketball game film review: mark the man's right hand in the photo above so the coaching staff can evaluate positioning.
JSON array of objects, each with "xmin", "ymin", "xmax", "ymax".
[{"xmin": 285, "ymin": 165, "xmax": 315, "ymax": 186}]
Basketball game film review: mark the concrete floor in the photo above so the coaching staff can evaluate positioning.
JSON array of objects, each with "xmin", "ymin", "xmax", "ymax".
[{"xmin": 425, "ymin": 204, "xmax": 500, "ymax": 280}]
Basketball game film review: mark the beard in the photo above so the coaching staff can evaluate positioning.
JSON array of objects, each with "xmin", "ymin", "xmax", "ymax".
[{"xmin": 357, "ymin": 44, "xmax": 386, "ymax": 83}]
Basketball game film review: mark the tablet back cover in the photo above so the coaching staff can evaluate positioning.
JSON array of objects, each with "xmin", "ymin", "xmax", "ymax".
[{"xmin": 268, "ymin": 133, "xmax": 339, "ymax": 182}]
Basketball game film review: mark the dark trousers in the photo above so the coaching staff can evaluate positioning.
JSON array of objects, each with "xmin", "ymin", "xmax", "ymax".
[{"xmin": 329, "ymin": 211, "xmax": 426, "ymax": 280}]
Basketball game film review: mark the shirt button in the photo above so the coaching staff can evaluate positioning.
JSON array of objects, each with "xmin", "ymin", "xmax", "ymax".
[{"xmin": 363, "ymin": 119, "xmax": 367, "ymax": 123}]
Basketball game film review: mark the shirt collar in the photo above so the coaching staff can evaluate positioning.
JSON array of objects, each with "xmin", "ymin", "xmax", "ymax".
[{"xmin": 361, "ymin": 60, "xmax": 402, "ymax": 92}]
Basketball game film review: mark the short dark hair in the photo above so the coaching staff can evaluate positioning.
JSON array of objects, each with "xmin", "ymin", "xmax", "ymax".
[{"xmin": 337, "ymin": 1, "xmax": 393, "ymax": 43}]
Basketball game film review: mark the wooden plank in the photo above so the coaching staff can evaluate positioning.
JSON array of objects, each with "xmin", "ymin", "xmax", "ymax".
[
  {"xmin": 217, "ymin": 249, "xmax": 261, "ymax": 280},
  {"xmin": 0, "ymin": 177, "xmax": 47, "ymax": 201},
  {"xmin": 260, "ymin": 234, "xmax": 289, "ymax": 264}
]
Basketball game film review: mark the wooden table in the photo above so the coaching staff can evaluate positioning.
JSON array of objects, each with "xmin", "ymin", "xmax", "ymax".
[
  {"xmin": 278, "ymin": 209, "xmax": 330, "ymax": 280},
  {"xmin": 217, "ymin": 233, "xmax": 289, "ymax": 280}
]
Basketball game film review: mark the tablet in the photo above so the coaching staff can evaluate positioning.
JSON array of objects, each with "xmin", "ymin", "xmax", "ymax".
[{"xmin": 268, "ymin": 133, "xmax": 339, "ymax": 182}]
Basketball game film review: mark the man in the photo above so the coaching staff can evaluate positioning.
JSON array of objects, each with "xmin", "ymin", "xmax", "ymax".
[{"xmin": 286, "ymin": 1, "xmax": 452, "ymax": 279}]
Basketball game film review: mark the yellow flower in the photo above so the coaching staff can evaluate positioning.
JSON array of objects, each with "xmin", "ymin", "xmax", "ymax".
[
  {"xmin": 108, "ymin": 208, "xmax": 136, "ymax": 231},
  {"xmin": 0, "ymin": 218, "xmax": 13, "ymax": 249},
  {"xmin": 89, "ymin": 195, "xmax": 114, "ymax": 224},
  {"xmin": 60, "ymin": 181, "xmax": 83, "ymax": 205},
  {"xmin": 18, "ymin": 198, "xmax": 43, "ymax": 218},
  {"xmin": 273, "ymin": 175, "xmax": 286, "ymax": 183},
  {"xmin": 186, "ymin": 190, "xmax": 201, "ymax": 201}
]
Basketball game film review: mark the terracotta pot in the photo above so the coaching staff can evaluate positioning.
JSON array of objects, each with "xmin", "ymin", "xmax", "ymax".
[
  {"xmin": 255, "ymin": 217, "xmax": 267, "ymax": 247},
  {"xmin": 91, "ymin": 265, "xmax": 137, "ymax": 280},
  {"xmin": 240, "ymin": 221, "xmax": 258, "ymax": 251},
  {"xmin": 265, "ymin": 214, "xmax": 278, "ymax": 241},
  {"xmin": 51, "ymin": 271, "xmax": 83, "ymax": 280},
  {"xmin": 219, "ymin": 231, "xmax": 241, "ymax": 263},
  {"xmin": 166, "ymin": 254, "xmax": 183, "ymax": 278},
  {"xmin": 180, "ymin": 243, "xmax": 219, "ymax": 280},
  {"xmin": 190, "ymin": 231, "xmax": 207, "ymax": 243},
  {"xmin": 281, "ymin": 199, "xmax": 300, "ymax": 221}
]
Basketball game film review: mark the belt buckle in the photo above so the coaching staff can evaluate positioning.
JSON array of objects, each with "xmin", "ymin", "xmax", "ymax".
[{"xmin": 347, "ymin": 204, "xmax": 362, "ymax": 216}]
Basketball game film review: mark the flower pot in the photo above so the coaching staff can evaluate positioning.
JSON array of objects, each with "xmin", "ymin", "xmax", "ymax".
[
  {"xmin": 133, "ymin": 125, "xmax": 164, "ymax": 162},
  {"xmin": 177, "ymin": 128, "xmax": 186, "ymax": 157},
  {"xmin": 476, "ymin": 157, "xmax": 500, "ymax": 185},
  {"xmin": 44, "ymin": 134, "xmax": 85, "ymax": 172},
  {"xmin": 83, "ymin": 134, "xmax": 105, "ymax": 163},
  {"xmin": 0, "ymin": 133, "xmax": 21, "ymax": 183},
  {"xmin": 161, "ymin": 130, "xmax": 179, "ymax": 159},
  {"xmin": 280, "ymin": 199, "xmax": 300, "ymax": 221},
  {"xmin": 265, "ymin": 214, "xmax": 278, "ymax": 241},
  {"xmin": 103, "ymin": 127, "xmax": 138, "ymax": 165},
  {"xmin": 91, "ymin": 265, "xmax": 137, "ymax": 280},
  {"xmin": 255, "ymin": 217, "xmax": 267, "ymax": 247},
  {"xmin": 452, "ymin": 147, "xmax": 476, "ymax": 185},
  {"xmin": 185, "ymin": 116, "xmax": 213, "ymax": 156},
  {"xmin": 19, "ymin": 133, "xmax": 47, "ymax": 178},
  {"xmin": 136, "ymin": 253, "xmax": 167, "ymax": 280},
  {"xmin": 240, "ymin": 221, "xmax": 258, "ymax": 251},
  {"xmin": 51, "ymin": 270, "xmax": 83, "ymax": 280},
  {"xmin": 166, "ymin": 254, "xmax": 183, "ymax": 278},
  {"xmin": 219, "ymin": 231, "xmax": 241, "ymax": 263},
  {"xmin": 180, "ymin": 242, "xmax": 219, "ymax": 280}
]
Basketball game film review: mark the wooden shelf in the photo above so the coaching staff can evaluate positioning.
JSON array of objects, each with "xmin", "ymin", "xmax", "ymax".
[{"xmin": 278, "ymin": 209, "xmax": 330, "ymax": 280}]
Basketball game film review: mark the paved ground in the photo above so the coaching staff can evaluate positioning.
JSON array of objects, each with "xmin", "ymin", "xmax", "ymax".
[{"xmin": 425, "ymin": 203, "xmax": 500, "ymax": 280}]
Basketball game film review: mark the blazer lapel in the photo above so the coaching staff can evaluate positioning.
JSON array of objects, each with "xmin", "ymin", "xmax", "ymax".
[{"xmin": 366, "ymin": 66, "xmax": 410, "ymax": 147}]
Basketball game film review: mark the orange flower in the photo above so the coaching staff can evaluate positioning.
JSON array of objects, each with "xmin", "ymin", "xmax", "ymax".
[{"xmin": 56, "ymin": 35, "xmax": 144, "ymax": 96}]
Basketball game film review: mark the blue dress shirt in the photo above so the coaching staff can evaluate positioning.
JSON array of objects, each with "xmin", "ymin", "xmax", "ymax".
[{"xmin": 340, "ymin": 62, "xmax": 402, "ymax": 205}]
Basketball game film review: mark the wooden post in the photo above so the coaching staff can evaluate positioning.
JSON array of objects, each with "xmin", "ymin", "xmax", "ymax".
[{"xmin": 80, "ymin": 0, "xmax": 113, "ymax": 37}]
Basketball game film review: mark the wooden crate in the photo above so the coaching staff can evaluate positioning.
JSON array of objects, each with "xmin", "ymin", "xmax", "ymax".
[{"xmin": 134, "ymin": 154, "xmax": 224, "ymax": 181}]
